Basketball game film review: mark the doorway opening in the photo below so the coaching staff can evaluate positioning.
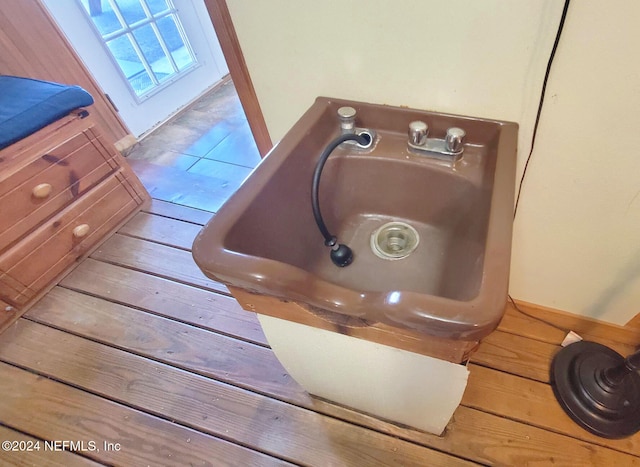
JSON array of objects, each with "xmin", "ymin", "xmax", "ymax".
[
  {"xmin": 126, "ymin": 75, "xmax": 262, "ymax": 213},
  {"xmin": 44, "ymin": 0, "xmax": 228, "ymax": 137},
  {"xmin": 79, "ymin": 0, "xmax": 196, "ymax": 99},
  {"xmin": 44, "ymin": 0, "xmax": 271, "ymax": 212}
]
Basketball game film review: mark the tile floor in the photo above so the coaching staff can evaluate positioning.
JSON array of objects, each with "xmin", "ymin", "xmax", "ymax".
[{"xmin": 126, "ymin": 77, "xmax": 261, "ymax": 211}]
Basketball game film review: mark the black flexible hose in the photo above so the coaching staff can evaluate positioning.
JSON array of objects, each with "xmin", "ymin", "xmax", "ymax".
[{"xmin": 311, "ymin": 132, "xmax": 369, "ymax": 247}]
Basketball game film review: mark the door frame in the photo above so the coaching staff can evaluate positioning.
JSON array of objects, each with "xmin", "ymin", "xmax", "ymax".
[{"xmin": 203, "ymin": 0, "xmax": 272, "ymax": 157}]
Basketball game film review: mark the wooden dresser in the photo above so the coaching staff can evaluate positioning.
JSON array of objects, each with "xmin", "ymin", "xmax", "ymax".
[{"xmin": 0, "ymin": 110, "xmax": 149, "ymax": 332}]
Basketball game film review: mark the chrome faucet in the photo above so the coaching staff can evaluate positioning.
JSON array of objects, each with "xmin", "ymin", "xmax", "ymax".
[
  {"xmin": 407, "ymin": 120, "xmax": 466, "ymax": 161},
  {"xmin": 336, "ymin": 107, "xmax": 375, "ymax": 149}
]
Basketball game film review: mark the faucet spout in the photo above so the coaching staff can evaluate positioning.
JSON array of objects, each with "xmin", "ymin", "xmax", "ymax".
[{"xmin": 336, "ymin": 107, "xmax": 376, "ymax": 149}]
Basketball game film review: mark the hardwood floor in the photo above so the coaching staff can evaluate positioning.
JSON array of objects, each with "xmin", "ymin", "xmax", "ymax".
[{"xmin": 0, "ymin": 196, "xmax": 639, "ymax": 466}]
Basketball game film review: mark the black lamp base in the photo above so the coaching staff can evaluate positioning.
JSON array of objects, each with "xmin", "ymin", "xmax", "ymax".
[{"xmin": 550, "ymin": 341, "xmax": 640, "ymax": 439}]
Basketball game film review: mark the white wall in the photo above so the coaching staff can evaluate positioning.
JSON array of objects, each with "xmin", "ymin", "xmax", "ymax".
[
  {"xmin": 227, "ymin": 0, "xmax": 640, "ymax": 325},
  {"xmin": 510, "ymin": 1, "xmax": 640, "ymax": 325}
]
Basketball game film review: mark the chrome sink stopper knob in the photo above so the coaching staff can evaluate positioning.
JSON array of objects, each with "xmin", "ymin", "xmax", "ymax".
[
  {"xmin": 337, "ymin": 106, "xmax": 357, "ymax": 134},
  {"xmin": 445, "ymin": 127, "xmax": 466, "ymax": 153}
]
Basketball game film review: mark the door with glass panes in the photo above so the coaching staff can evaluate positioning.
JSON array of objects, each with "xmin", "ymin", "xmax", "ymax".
[{"xmin": 43, "ymin": 0, "xmax": 228, "ymax": 136}]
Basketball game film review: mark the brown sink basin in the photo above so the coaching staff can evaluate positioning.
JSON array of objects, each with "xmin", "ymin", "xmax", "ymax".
[{"xmin": 193, "ymin": 97, "xmax": 517, "ymax": 341}]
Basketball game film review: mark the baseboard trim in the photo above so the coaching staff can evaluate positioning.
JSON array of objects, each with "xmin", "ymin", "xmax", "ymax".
[{"xmin": 512, "ymin": 298, "xmax": 640, "ymax": 348}]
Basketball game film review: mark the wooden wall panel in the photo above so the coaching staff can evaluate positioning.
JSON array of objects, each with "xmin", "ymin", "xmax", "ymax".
[{"xmin": 0, "ymin": 0, "xmax": 131, "ymax": 146}]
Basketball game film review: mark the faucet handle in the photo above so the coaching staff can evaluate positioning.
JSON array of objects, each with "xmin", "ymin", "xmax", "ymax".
[
  {"xmin": 408, "ymin": 121, "xmax": 428, "ymax": 146},
  {"xmin": 337, "ymin": 107, "xmax": 357, "ymax": 133},
  {"xmin": 445, "ymin": 127, "xmax": 466, "ymax": 153}
]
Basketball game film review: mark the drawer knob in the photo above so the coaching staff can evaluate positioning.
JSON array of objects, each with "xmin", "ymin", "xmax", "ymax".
[
  {"xmin": 32, "ymin": 183, "xmax": 53, "ymax": 199},
  {"xmin": 72, "ymin": 224, "xmax": 90, "ymax": 238}
]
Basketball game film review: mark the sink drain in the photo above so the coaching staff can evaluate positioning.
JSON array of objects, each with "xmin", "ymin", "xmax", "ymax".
[{"xmin": 370, "ymin": 222, "xmax": 420, "ymax": 260}]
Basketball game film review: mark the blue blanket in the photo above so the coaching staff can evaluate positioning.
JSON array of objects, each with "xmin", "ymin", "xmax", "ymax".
[{"xmin": 0, "ymin": 76, "xmax": 94, "ymax": 150}]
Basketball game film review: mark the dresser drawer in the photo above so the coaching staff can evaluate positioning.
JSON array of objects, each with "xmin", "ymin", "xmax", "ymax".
[
  {"xmin": 0, "ymin": 129, "xmax": 118, "ymax": 251},
  {"xmin": 0, "ymin": 174, "xmax": 140, "ymax": 306}
]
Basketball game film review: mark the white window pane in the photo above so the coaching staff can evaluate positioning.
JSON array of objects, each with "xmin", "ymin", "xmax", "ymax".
[
  {"xmin": 79, "ymin": 0, "xmax": 122, "ymax": 36},
  {"xmin": 157, "ymin": 15, "xmax": 194, "ymax": 71},
  {"xmin": 113, "ymin": 0, "xmax": 147, "ymax": 24}
]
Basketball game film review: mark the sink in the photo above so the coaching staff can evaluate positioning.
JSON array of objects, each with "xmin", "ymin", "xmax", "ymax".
[{"xmin": 192, "ymin": 97, "xmax": 517, "ymax": 341}]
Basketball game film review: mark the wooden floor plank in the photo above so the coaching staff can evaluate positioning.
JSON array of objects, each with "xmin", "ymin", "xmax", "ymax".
[
  {"xmin": 484, "ymin": 322, "xmax": 635, "ymax": 382},
  {"xmin": 26, "ymin": 287, "xmax": 292, "ymax": 399},
  {"xmin": 463, "ymin": 365, "xmax": 640, "ymax": 455},
  {"xmin": 91, "ymin": 234, "xmax": 228, "ymax": 295},
  {"xmin": 59, "ymin": 259, "xmax": 266, "ymax": 345},
  {"xmin": 471, "ymin": 330, "xmax": 557, "ymax": 383},
  {"xmin": 498, "ymin": 305, "xmax": 567, "ymax": 345},
  {"xmin": 144, "ymin": 198, "xmax": 213, "ymax": 225},
  {"xmin": 0, "ymin": 320, "xmax": 474, "ymax": 467},
  {"xmin": 0, "ymin": 363, "xmax": 288, "ymax": 467},
  {"xmin": 476, "ymin": 325, "xmax": 632, "ymax": 398},
  {"xmin": 0, "ymin": 424, "xmax": 104, "ymax": 467},
  {"xmin": 118, "ymin": 211, "xmax": 202, "ymax": 251},
  {"xmin": 30, "ymin": 285, "xmax": 640, "ymax": 457},
  {"xmin": 21, "ymin": 290, "xmax": 640, "ymax": 466},
  {"xmin": 428, "ymin": 405, "xmax": 640, "ymax": 466}
]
